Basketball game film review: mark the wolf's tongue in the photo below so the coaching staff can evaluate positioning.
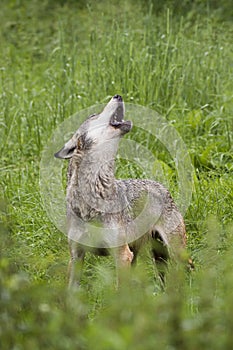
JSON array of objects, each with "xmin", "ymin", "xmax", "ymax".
[{"xmin": 110, "ymin": 120, "xmax": 122, "ymax": 128}]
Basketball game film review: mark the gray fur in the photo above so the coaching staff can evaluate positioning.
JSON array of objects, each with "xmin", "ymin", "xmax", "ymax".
[{"xmin": 55, "ymin": 95, "xmax": 186, "ymax": 288}]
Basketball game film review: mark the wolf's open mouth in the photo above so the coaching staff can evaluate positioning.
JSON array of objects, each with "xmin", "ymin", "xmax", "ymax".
[
  {"xmin": 109, "ymin": 95, "xmax": 132, "ymax": 133},
  {"xmin": 110, "ymin": 112, "xmax": 132, "ymax": 132},
  {"xmin": 110, "ymin": 105, "xmax": 125, "ymax": 126}
]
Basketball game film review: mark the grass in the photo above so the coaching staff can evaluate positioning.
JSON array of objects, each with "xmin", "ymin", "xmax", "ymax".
[{"xmin": 0, "ymin": 0, "xmax": 233, "ymax": 348}]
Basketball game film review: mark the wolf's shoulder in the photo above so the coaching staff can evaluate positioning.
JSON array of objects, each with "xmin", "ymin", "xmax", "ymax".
[
  {"xmin": 117, "ymin": 178, "xmax": 167, "ymax": 189},
  {"xmin": 116, "ymin": 178, "xmax": 171, "ymax": 199}
]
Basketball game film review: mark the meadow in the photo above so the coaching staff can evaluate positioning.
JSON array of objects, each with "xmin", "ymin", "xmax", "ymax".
[{"xmin": 0, "ymin": 0, "xmax": 233, "ymax": 348}]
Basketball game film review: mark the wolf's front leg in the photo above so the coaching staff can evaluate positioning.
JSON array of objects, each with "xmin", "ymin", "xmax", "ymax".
[
  {"xmin": 68, "ymin": 240, "xmax": 85, "ymax": 289},
  {"xmin": 114, "ymin": 244, "xmax": 134, "ymax": 287}
]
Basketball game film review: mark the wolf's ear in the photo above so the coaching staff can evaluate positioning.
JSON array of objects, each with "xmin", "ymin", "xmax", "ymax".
[{"xmin": 54, "ymin": 138, "xmax": 76, "ymax": 159}]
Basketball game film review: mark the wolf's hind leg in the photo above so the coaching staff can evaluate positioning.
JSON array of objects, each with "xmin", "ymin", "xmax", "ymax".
[{"xmin": 151, "ymin": 230, "xmax": 169, "ymax": 285}]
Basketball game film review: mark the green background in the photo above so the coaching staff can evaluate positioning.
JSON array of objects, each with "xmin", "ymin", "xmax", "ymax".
[{"xmin": 0, "ymin": 1, "xmax": 233, "ymax": 349}]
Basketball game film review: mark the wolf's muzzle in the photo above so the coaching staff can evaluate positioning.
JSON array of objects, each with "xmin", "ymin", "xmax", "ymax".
[{"xmin": 113, "ymin": 94, "xmax": 123, "ymax": 102}]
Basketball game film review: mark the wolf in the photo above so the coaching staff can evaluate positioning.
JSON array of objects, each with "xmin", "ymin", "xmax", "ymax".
[{"xmin": 55, "ymin": 95, "xmax": 187, "ymax": 288}]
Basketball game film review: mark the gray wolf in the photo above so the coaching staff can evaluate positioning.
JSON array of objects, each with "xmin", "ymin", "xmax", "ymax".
[{"xmin": 55, "ymin": 95, "xmax": 187, "ymax": 288}]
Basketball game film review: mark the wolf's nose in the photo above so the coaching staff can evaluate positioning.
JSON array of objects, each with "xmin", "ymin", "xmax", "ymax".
[{"xmin": 113, "ymin": 94, "xmax": 123, "ymax": 102}]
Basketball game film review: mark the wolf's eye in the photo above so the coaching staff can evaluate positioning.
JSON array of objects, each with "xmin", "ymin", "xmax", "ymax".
[{"xmin": 87, "ymin": 113, "xmax": 97, "ymax": 120}]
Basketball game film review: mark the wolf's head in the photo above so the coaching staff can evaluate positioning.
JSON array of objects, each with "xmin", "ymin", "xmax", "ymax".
[{"xmin": 55, "ymin": 95, "xmax": 132, "ymax": 159}]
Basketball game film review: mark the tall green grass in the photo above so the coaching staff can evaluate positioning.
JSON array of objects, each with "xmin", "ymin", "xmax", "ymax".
[{"xmin": 0, "ymin": 0, "xmax": 233, "ymax": 348}]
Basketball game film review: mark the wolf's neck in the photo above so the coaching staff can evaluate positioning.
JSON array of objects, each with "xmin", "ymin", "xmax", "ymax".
[
  {"xmin": 70, "ymin": 148, "xmax": 117, "ymax": 199},
  {"xmin": 83, "ymin": 156, "xmax": 116, "ymax": 195}
]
